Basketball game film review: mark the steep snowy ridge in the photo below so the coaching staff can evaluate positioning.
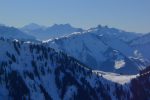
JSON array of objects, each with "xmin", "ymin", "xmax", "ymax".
[
  {"xmin": 0, "ymin": 38, "xmax": 150, "ymax": 100},
  {"xmin": 44, "ymin": 28, "xmax": 146, "ymax": 74}
]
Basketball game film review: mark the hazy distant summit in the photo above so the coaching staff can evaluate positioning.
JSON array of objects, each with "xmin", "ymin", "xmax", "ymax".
[
  {"xmin": 21, "ymin": 23, "xmax": 83, "ymax": 40},
  {"xmin": 21, "ymin": 23, "xmax": 46, "ymax": 31},
  {"xmin": 0, "ymin": 25, "xmax": 35, "ymax": 40}
]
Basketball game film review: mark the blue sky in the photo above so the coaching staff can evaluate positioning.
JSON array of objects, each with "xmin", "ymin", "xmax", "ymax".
[{"xmin": 0, "ymin": 0, "xmax": 150, "ymax": 33}]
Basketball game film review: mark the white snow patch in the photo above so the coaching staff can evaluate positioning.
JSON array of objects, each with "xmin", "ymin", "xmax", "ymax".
[
  {"xmin": 114, "ymin": 60, "xmax": 125, "ymax": 69},
  {"xmin": 103, "ymin": 74, "xmax": 136, "ymax": 84},
  {"xmin": 93, "ymin": 70, "xmax": 137, "ymax": 84}
]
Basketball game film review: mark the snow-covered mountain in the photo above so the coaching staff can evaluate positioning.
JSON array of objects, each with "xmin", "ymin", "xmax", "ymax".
[
  {"xmin": 21, "ymin": 23, "xmax": 83, "ymax": 40},
  {"xmin": 0, "ymin": 38, "xmax": 149, "ymax": 100},
  {"xmin": 130, "ymin": 33, "xmax": 150, "ymax": 61},
  {"xmin": 0, "ymin": 25, "xmax": 35, "ymax": 40},
  {"xmin": 45, "ymin": 37, "xmax": 139, "ymax": 74},
  {"xmin": 44, "ymin": 26, "xmax": 147, "ymax": 75},
  {"xmin": 89, "ymin": 26, "xmax": 149, "ymax": 66},
  {"xmin": 89, "ymin": 25, "xmax": 142, "ymax": 42}
]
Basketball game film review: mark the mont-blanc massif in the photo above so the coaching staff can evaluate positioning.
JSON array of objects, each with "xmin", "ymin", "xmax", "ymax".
[{"xmin": 0, "ymin": 0, "xmax": 150, "ymax": 100}]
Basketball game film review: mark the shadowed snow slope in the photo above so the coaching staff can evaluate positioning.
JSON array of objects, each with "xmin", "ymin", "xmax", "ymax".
[
  {"xmin": 44, "ymin": 26, "xmax": 147, "ymax": 74},
  {"xmin": 130, "ymin": 33, "xmax": 150, "ymax": 61},
  {"xmin": 0, "ymin": 38, "xmax": 150, "ymax": 100}
]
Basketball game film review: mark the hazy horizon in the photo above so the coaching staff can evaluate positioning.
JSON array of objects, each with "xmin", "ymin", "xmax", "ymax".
[{"xmin": 0, "ymin": 0, "xmax": 150, "ymax": 33}]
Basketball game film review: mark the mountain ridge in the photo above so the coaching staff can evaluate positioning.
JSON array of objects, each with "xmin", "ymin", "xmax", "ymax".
[
  {"xmin": 0, "ymin": 38, "xmax": 150, "ymax": 100},
  {"xmin": 44, "ymin": 29, "xmax": 147, "ymax": 74},
  {"xmin": 21, "ymin": 23, "xmax": 83, "ymax": 40},
  {"xmin": 0, "ymin": 25, "xmax": 35, "ymax": 40}
]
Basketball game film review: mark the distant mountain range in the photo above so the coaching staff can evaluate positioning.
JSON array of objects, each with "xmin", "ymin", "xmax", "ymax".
[
  {"xmin": 88, "ymin": 25, "xmax": 142, "ymax": 42},
  {"xmin": 0, "ymin": 23, "xmax": 149, "ymax": 74},
  {"xmin": 0, "ymin": 25, "xmax": 35, "ymax": 40},
  {"xmin": 21, "ymin": 23, "xmax": 83, "ymax": 40}
]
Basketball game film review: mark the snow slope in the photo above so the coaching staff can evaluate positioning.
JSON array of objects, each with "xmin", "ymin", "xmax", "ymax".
[
  {"xmin": 89, "ymin": 25, "xmax": 142, "ymax": 42},
  {"xmin": 44, "ymin": 27, "xmax": 146, "ymax": 74},
  {"xmin": 0, "ymin": 39, "xmax": 149, "ymax": 100},
  {"xmin": 130, "ymin": 33, "xmax": 150, "ymax": 61},
  {"xmin": 0, "ymin": 38, "xmax": 149, "ymax": 100},
  {"xmin": 93, "ymin": 70, "xmax": 137, "ymax": 84}
]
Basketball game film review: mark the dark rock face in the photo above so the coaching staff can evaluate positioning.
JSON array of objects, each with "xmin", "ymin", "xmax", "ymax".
[
  {"xmin": 6, "ymin": 71, "xmax": 30, "ymax": 99},
  {"xmin": 130, "ymin": 66, "xmax": 150, "ymax": 100}
]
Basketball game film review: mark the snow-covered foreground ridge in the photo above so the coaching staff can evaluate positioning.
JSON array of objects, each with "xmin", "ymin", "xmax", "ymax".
[{"xmin": 0, "ymin": 38, "xmax": 150, "ymax": 100}]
